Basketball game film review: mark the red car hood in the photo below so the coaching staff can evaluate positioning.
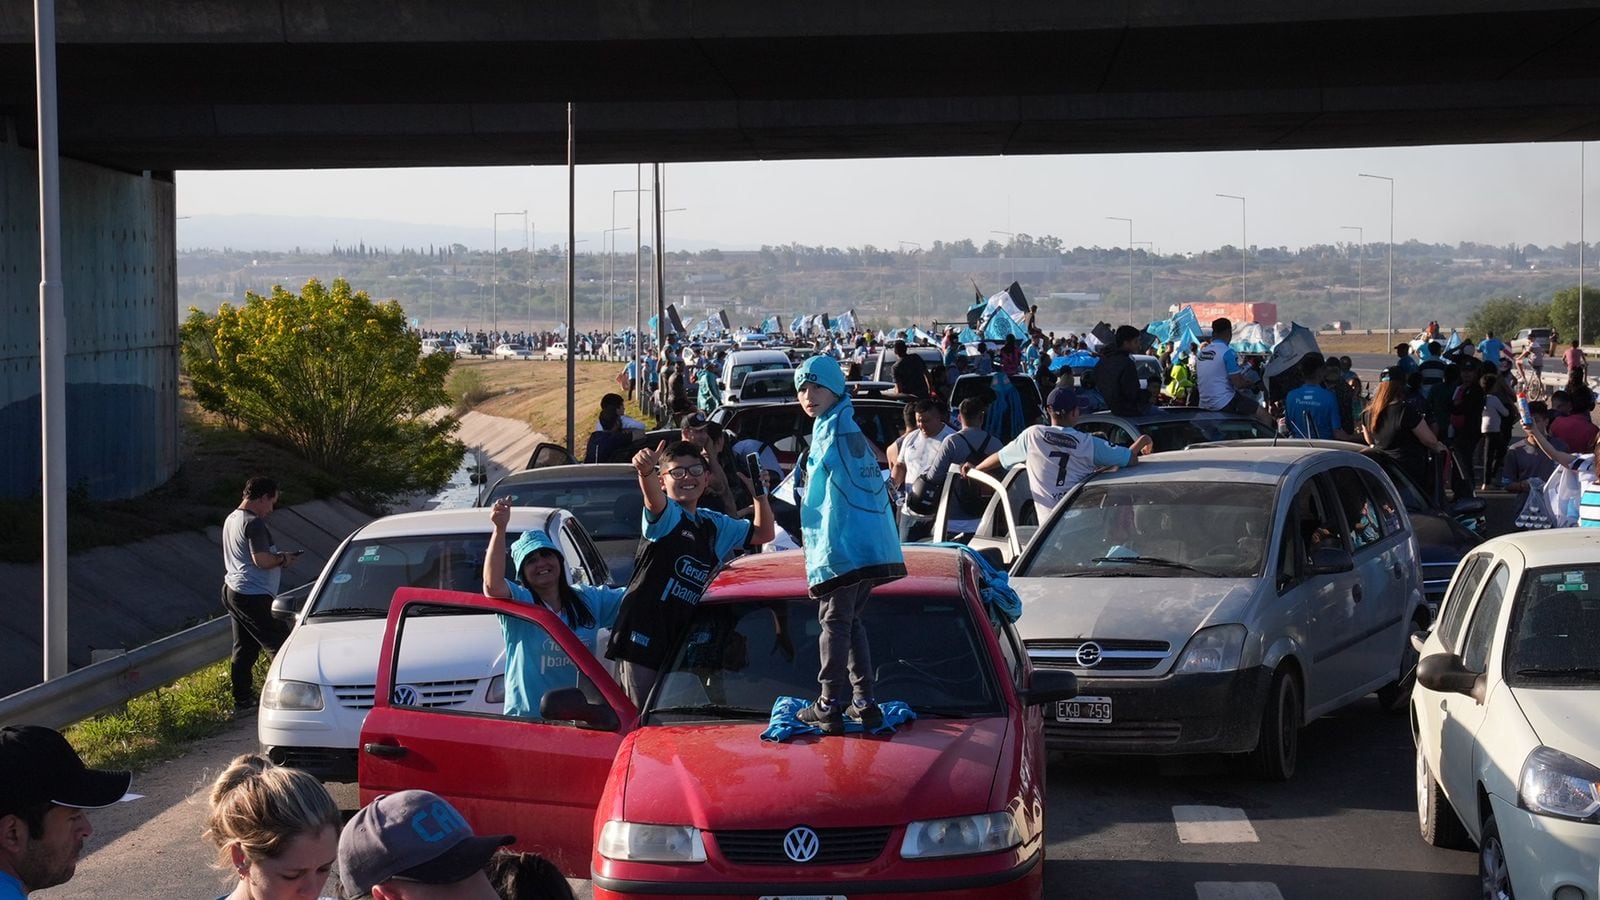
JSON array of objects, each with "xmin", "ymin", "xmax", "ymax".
[{"xmin": 620, "ymin": 718, "xmax": 1010, "ymax": 830}]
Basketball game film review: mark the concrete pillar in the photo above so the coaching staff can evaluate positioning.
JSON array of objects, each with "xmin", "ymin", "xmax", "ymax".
[{"xmin": 0, "ymin": 136, "xmax": 178, "ymax": 500}]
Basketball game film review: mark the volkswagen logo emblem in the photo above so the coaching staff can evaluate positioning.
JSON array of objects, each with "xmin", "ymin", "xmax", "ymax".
[
  {"xmin": 782, "ymin": 826, "xmax": 820, "ymax": 863},
  {"xmin": 1075, "ymin": 641, "xmax": 1104, "ymax": 668},
  {"xmin": 392, "ymin": 684, "xmax": 421, "ymax": 706}
]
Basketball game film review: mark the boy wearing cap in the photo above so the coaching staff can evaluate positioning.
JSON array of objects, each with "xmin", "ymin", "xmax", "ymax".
[
  {"xmin": 793, "ymin": 355, "xmax": 907, "ymax": 734},
  {"xmin": 606, "ymin": 439, "xmax": 774, "ymax": 707},
  {"xmin": 337, "ymin": 790, "xmax": 511, "ymax": 899},
  {"xmin": 966, "ymin": 385, "xmax": 1152, "ymax": 514},
  {"xmin": 0, "ymin": 725, "xmax": 136, "ymax": 897}
]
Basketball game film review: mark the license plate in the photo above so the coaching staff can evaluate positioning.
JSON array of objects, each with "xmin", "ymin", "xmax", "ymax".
[
  {"xmin": 1056, "ymin": 696, "xmax": 1113, "ymax": 724},
  {"xmin": 760, "ymin": 896, "xmax": 846, "ymax": 900}
]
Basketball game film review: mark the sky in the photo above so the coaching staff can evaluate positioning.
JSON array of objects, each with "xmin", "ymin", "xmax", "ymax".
[{"xmin": 176, "ymin": 141, "xmax": 1599, "ymax": 255}]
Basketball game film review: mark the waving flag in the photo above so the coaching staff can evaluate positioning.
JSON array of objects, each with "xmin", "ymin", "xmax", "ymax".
[
  {"xmin": 762, "ymin": 316, "xmax": 782, "ymax": 334},
  {"xmin": 1265, "ymin": 322, "xmax": 1320, "ymax": 379}
]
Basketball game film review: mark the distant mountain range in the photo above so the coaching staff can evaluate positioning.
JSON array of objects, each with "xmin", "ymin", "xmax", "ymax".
[{"xmin": 175, "ymin": 214, "xmax": 734, "ymax": 254}]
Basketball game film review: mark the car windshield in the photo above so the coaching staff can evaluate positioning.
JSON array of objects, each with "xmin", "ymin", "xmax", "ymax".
[
  {"xmin": 1506, "ymin": 565, "xmax": 1600, "ymax": 682},
  {"xmin": 485, "ymin": 478, "xmax": 642, "ymax": 541},
  {"xmin": 1018, "ymin": 481, "xmax": 1275, "ymax": 578},
  {"xmin": 1140, "ymin": 418, "xmax": 1276, "ymax": 452},
  {"xmin": 311, "ymin": 533, "xmax": 502, "ymax": 617},
  {"xmin": 648, "ymin": 593, "xmax": 1004, "ymax": 721}
]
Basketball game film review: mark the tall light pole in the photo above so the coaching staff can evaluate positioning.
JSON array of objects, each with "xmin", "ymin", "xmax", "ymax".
[
  {"xmin": 1132, "ymin": 241, "xmax": 1154, "ymax": 322},
  {"xmin": 899, "ymin": 241, "xmax": 922, "ymax": 324},
  {"xmin": 989, "ymin": 229, "xmax": 1015, "ymax": 288},
  {"xmin": 611, "ymin": 186, "xmax": 645, "ymax": 363},
  {"xmin": 37, "ymin": 0, "xmax": 69, "ymax": 677},
  {"xmin": 1215, "ymin": 194, "xmax": 1246, "ymax": 303},
  {"xmin": 491, "ymin": 209, "xmax": 525, "ymax": 334},
  {"xmin": 663, "ymin": 207, "xmax": 687, "ymax": 307},
  {"xmin": 1359, "ymin": 174, "xmax": 1394, "ymax": 347},
  {"xmin": 1340, "ymin": 225, "xmax": 1364, "ymax": 331},
  {"xmin": 604, "ymin": 226, "xmax": 630, "ymax": 333},
  {"xmin": 1581, "ymin": 143, "xmax": 1587, "ymax": 346}
]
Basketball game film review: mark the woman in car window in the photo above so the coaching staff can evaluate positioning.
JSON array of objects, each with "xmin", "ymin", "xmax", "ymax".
[{"xmin": 483, "ymin": 498, "xmax": 624, "ymax": 717}]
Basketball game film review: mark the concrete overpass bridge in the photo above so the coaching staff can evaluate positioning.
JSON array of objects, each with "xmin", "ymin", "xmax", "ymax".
[{"xmin": 2, "ymin": 0, "xmax": 1600, "ymax": 499}]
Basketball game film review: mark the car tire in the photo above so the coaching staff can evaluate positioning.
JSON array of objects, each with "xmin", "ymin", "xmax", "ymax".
[
  {"xmin": 1250, "ymin": 668, "xmax": 1301, "ymax": 781},
  {"xmin": 1479, "ymin": 814, "xmax": 1514, "ymax": 900},
  {"xmin": 1416, "ymin": 743, "xmax": 1471, "ymax": 849},
  {"xmin": 1377, "ymin": 614, "xmax": 1428, "ymax": 713}
]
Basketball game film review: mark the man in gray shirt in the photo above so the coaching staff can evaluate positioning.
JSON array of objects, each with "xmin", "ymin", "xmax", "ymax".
[
  {"xmin": 928, "ymin": 394, "xmax": 1002, "ymax": 536},
  {"xmin": 221, "ymin": 477, "xmax": 298, "ymax": 711}
]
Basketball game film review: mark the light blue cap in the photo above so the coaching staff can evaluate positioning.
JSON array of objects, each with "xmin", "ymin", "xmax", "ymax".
[{"xmin": 794, "ymin": 354, "xmax": 846, "ymax": 397}]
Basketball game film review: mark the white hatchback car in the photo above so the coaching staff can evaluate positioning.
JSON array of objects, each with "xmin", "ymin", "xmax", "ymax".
[
  {"xmin": 1412, "ymin": 529, "xmax": 1600, "ymax": 899},
  {"xmin": 259, "ymin": 506, "xmax": 614, "ymax": 782}
]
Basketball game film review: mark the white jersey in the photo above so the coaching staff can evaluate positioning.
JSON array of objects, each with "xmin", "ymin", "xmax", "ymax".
[
  {"xmin": 898, "ymin": 425, "xmax": 956, "ymax": 511},
  {"xmin": 1195, "ymin": 338, "xmax": 1241, "ymax": 411},
  {"xmin": 999, "ymin": 424, "xmax": 1131, "ymax": 513}
]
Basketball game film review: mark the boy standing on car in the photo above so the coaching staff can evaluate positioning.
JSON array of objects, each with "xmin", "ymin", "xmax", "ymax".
[
  {"xmin": 607, "ymin": 440, "xmax": 775, "ymax": 707},
  {"xmin": 793, "ymin": 356, "xmax": 907, "ymax": 734}
]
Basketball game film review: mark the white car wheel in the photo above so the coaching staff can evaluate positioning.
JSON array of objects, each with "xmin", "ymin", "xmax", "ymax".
[
  {"xmin": 1415, "ymin": 742, "xmax": 1469, "ymax": 849},
  {"xmin": 1479, "ymin": 814, "xmax": 1514, "ymax": 900}
]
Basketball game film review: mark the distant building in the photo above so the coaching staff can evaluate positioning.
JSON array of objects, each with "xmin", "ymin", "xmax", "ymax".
[{"xmin": 949, "ymin": 258, "xmax": 1061, "ymax": 275}]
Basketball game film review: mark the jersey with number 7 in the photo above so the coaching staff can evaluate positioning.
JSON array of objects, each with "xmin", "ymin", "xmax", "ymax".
[{"xmin": 997, "ymin": 424, "xmax": 1135, "ymax": 513}]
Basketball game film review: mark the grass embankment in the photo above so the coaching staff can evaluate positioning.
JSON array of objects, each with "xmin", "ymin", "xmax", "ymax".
[
  {"xmin": 449, "ymin": 357, "xmax": 652, "ymax": 451},
  {"xmin": 65, "ymin": 657, "xmax": 268, "ymax": 771}
]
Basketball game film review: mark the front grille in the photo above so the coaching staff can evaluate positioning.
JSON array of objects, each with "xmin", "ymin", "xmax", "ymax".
[
  {"xmin": 713, "ymin": 827, "xmax": 891, "ymax": 865},
  {"xmin": 333, "ymin": 678, "xmax": 480, "ymax": 710},
  {"xmin": 1026, "ymin": 638, "xmax": 1171, "ymax": 672},
  {"xmin": 266, "ymin": 746, "xmax": 357, "ymax": 777},
  {"xmin": 1045, "ymin": 720, "xmax": 1183, "ymax": 744}
]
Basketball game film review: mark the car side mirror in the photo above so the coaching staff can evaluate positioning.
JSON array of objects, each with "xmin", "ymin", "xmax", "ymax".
[
  {"xmin": 1409, "ymin": 629, "xmax": 1430, "ymax": 654},
  {"xmin": 1415, "ymin": 652, "xmax": 1486, "ymax": 703},
  {"xmin": 1305, "ymin": 546, "xmax": 1354, "ymax": 575},
  {"xmin": 1449, "ymin": 497, "xmax": 1486, "ymax": 517},
  {"xmin": 540, "ymin": 687, "xmax": 620, "ymax": 730},
  {"xmin": 271, "ymin": 582, "xmax": 314, "ymax": 624},
  {"xmin": 1021, "ymin": 669, "xmax": 1078, "ymax": 707}
]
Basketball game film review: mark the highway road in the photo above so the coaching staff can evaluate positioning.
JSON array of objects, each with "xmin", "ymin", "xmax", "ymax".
[{"xmin": 42, "ymin": 698, "xmax": 1477, "ymax": 899}]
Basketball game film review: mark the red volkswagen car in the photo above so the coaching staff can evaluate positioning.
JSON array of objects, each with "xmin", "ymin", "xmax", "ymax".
[{"xmin": 359, "ymin": 546, "xmax": 1074, "ymax": 898}]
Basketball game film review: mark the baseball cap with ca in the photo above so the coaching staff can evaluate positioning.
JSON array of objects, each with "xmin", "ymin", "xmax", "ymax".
[
  {"xmin": 1046, "ymin": 385, "xmax": 1093, "ymax": 414},
  {"xmin": 338, "ymin": 790, "xmax": 513, "ymax": 897},
  {"xmin": 0, "ymin": 725, "xmax": 138, "ymax": 814}
]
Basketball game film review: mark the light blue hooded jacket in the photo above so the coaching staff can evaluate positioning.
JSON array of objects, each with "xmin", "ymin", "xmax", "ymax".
[
  {"xmin": 795, "ymin": 356, "xmax": 906, "ymax": 598},
  {"xmin": 500, "ymin": 530, "xmax": 623, "ymax": 717}
]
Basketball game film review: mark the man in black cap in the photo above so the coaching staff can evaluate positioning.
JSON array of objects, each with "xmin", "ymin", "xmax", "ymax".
[
  {"xmin": 0, "ymin": 725, "xmax": 137, "ymax": 897},
  {"xmin": 338, "ymin": 790, "xmax": 512, "ymax": 899}
]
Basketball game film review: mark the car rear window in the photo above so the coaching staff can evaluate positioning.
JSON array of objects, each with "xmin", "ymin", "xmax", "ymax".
[
  {"xmin": 1017, "ymin": 481, "xmax": 1275, "ymax": 578},
  {"xmin": 485, "ymin": 479, "xmax": 643, "ymax": 541},
  {"xmin": 649, "ymin": 594, "xmax": 1003, "ymax": 721},
  {"xmin": 312, "ymin": 533, "xmax": 499, "ymax": 617}
]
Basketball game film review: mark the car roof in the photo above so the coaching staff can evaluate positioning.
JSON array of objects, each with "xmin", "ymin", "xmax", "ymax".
[
  {"xmin": 726, "ymin": 349, "xmax": 790, "ymax": 362},
  {"xmin": 1474, "ymin": 528, "xmax": 1600, "ymax": 569},
  {"xmin": 1090, "ymin": 445, "xmax": 1369, "ymax": 486},
  {"xmin": 352, "ymin": 506, "xmax": 560, "ymax": 540},
  {"xmin": 492, "ymin": 464, "xmax": 635, "ymax": 487},
  {"xmin": 703, "ymin": 546, "xmax": 976, "ymax": 604}
]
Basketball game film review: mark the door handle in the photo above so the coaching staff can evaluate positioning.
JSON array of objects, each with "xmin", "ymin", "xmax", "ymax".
[
  {"xmin": 362, "ymin": 742, "xmax": 407, "ymax": 759},
  {"xmin": 1352, "ymin": 583, "xmax": 1363, "ymax": 603}
]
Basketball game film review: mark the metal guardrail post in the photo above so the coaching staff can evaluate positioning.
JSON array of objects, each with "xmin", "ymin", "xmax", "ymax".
[{"xmin": 0, "ymin": 617, "xmax": 232, "ymax": 730}]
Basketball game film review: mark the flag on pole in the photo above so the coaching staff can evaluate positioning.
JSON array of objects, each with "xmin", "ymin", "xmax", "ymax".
[
  {"xmin": 718, "ymin": 309, "xmax": 732, "ymax": 332},
  {"xmin": 1265, "ymin": 322, "xmax": 1320, "ymax": 379}
]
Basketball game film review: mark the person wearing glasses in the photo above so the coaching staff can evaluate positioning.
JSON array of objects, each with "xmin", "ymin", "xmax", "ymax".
[{"xmin": 605, "ymin": 440, "xmax": 775, "ymax": 707}]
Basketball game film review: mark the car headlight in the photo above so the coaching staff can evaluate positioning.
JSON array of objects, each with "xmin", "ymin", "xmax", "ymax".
[
  {"xmin": 1518, "ymin": 746, "xmax": 1600, "ymax": 822},
  {"xmin": 260, "ymin": 679, "xmax": 324, "ymax": 711},
  {"xmin": 1173, "ymin": 624, "xmax": 1247, "ymax": 674},
  {"xmin": 598, "ymin": 821, "xmax": 707, "ymax": 863},
  {"xmin": 485, "ymin": 675, "xmax": 505, "ymax": 705},
  {"xmin": 900, "ymin": 811, "xmax": 1020, "ymax": 859}
]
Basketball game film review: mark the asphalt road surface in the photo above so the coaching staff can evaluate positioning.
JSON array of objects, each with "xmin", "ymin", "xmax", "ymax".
[{"xmin": 45, "ymin": 698, "xmax": 1478, "ymax": 899}]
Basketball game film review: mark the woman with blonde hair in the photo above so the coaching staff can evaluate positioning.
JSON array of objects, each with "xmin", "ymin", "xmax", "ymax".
[{"xmin": 204, "ymin": 753, "xmax": 342, "ymax": 899}]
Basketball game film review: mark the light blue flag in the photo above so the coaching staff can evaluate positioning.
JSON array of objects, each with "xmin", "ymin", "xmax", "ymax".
[{"xmin": 1265, "ymin": 322, "xmax": 1320, "ymax": 379}]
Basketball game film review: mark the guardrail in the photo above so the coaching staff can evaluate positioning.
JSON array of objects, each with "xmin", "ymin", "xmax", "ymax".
[{"xmin": 0, "ymin": 618, "xmax": 230, "ymax": 730}]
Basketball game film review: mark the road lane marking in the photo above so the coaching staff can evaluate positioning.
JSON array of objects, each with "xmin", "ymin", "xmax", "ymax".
[
  {"xmin": 1172, "ymin": 805, "xmax": 1260, "ymax": 843},
  {"xmin": 1195, "ymin": 883, "xmax": 1284, "ymax": 900}
]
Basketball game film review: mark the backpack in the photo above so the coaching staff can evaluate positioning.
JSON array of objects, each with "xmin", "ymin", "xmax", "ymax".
[{"xmin": 952, "ymin": 432, "xmax": 999, "ymax": 515}]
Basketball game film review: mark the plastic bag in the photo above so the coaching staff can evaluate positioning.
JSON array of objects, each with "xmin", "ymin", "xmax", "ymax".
[
  {"xmin": 1515, "ymin": 477, "xmax": 1555, "ymax": 530},
  {"xmin": 1545, "ymin": 466, "xmax": 1584, "ymax": 527}
]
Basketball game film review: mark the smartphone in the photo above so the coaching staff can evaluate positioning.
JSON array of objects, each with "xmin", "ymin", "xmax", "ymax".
[{"xmin": 744, "ymin": 453, "xmax": 766, "ymax": 494}]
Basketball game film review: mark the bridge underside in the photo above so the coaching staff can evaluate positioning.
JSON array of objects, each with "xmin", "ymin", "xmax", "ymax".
[{"xmin": 2, "ymin": 4, "xmax": 1600, "ymax": 170}]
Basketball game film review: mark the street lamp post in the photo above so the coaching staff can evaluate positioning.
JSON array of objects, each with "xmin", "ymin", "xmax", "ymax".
[
  {"xmin": 1106, "ymin": 217, "xmax": 1134, "ymax": 322},
  {"xmin": 611, "ymin": 186, "xmax": 646, "ymax": 369},
  {"xmin": 1358, "ymin": 173, "xmax": 1394, "ymax": 347},
  {"xmin": 1340, "ymin": 225, "xmax": 1364, "ymax": 331},
  {"xmin": 491, "ymin": 209, "xmax": 525, "ymax": 334},
  {"xmin": 899, "ymin": 241, "xmax": 922, "ymax": 324},
  {"xmin": 663, "ymin": 206, "xmax": 686, "ymax": 309},
  {"xmin": 1132, "ymin": 241, "xmax": 1153, "ymax": 322},
  {"xmin": 604, "ymin": 226, "xmax": 631, "ymax": 334},
  {"xmin": 989, "ymin": 229, "xmax": 1015, "ymax": 287},
  {"xmin": 1215, "ymin": 194, "xmax": 1246, "ymax": 303}
]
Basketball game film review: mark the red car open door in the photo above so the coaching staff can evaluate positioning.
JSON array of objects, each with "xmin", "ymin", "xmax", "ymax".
[{"xmin": 360, "ymin": 587, "xmax": 637, "ymax": 878}]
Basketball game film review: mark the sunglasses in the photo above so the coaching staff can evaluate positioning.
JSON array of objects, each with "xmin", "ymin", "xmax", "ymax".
[{"xmin": 661, "ymin": 462, "xmax": 709, "ymax": 479}]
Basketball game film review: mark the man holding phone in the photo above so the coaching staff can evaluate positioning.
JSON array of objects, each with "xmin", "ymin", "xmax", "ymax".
[{"xmin": 221, "ymin": 476, "xmax": 297, "ymax": 713}]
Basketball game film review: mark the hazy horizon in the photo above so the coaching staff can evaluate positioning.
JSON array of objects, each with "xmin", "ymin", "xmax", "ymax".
[{"xmin": 177, "ymin": 141, "xmax": 1598, "ymax": 257}]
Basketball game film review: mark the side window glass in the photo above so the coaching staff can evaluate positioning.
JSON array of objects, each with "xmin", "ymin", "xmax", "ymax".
[
  {"xmin": 991, "ymin": 620, "xmax": 1025, "ymax": 688},
  {"xmin": 1461, "ymin": 565, "xmax": 1510, "ymax": 673},
  {"xmin": 558, "ymin": 526, "xmax": 593, "ymax": 586},
  {"xmin": 1358, "ymin": 470, "xmax": 1404, "ymax": 536},
  {"xmin": 1437, "ymin": 555, "xmax": 1489, "ymax": 652},
  {"xmin": 1111, "ymin": 427, "xmax": 1136, "ymax": 448},
  {"xmin": 391, "ymin": 602, "xmax": 601, "ymax": 723},
  {"xmin": 1282, "ymin": 479, "xmax": 1338, "ymax": 579},
  {"xmin": 1330, "ymin": 467, "xmax": 1381, "ymax": 551},
  {"xmin": 1275, "ymin": 513, "xmax": 1301, "ymax": 587}
]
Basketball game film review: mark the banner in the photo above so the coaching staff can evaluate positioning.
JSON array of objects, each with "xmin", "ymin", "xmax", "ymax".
[
  {"xmin": 666, "ymin": 304, "xmax": 686, "ymax": 335},
  {"xmin": 718, "ymin": 309, "xmax": 732, "ymax": 332},
  {"xmin": 1265, "ymin": 322, "xmax": 1320, "ymax": 379}
]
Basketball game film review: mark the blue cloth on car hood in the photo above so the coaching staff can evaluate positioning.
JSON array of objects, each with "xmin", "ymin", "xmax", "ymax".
[{"xmin": 760, "ymin": 695, "xmax": 917, "ymax": 742}]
